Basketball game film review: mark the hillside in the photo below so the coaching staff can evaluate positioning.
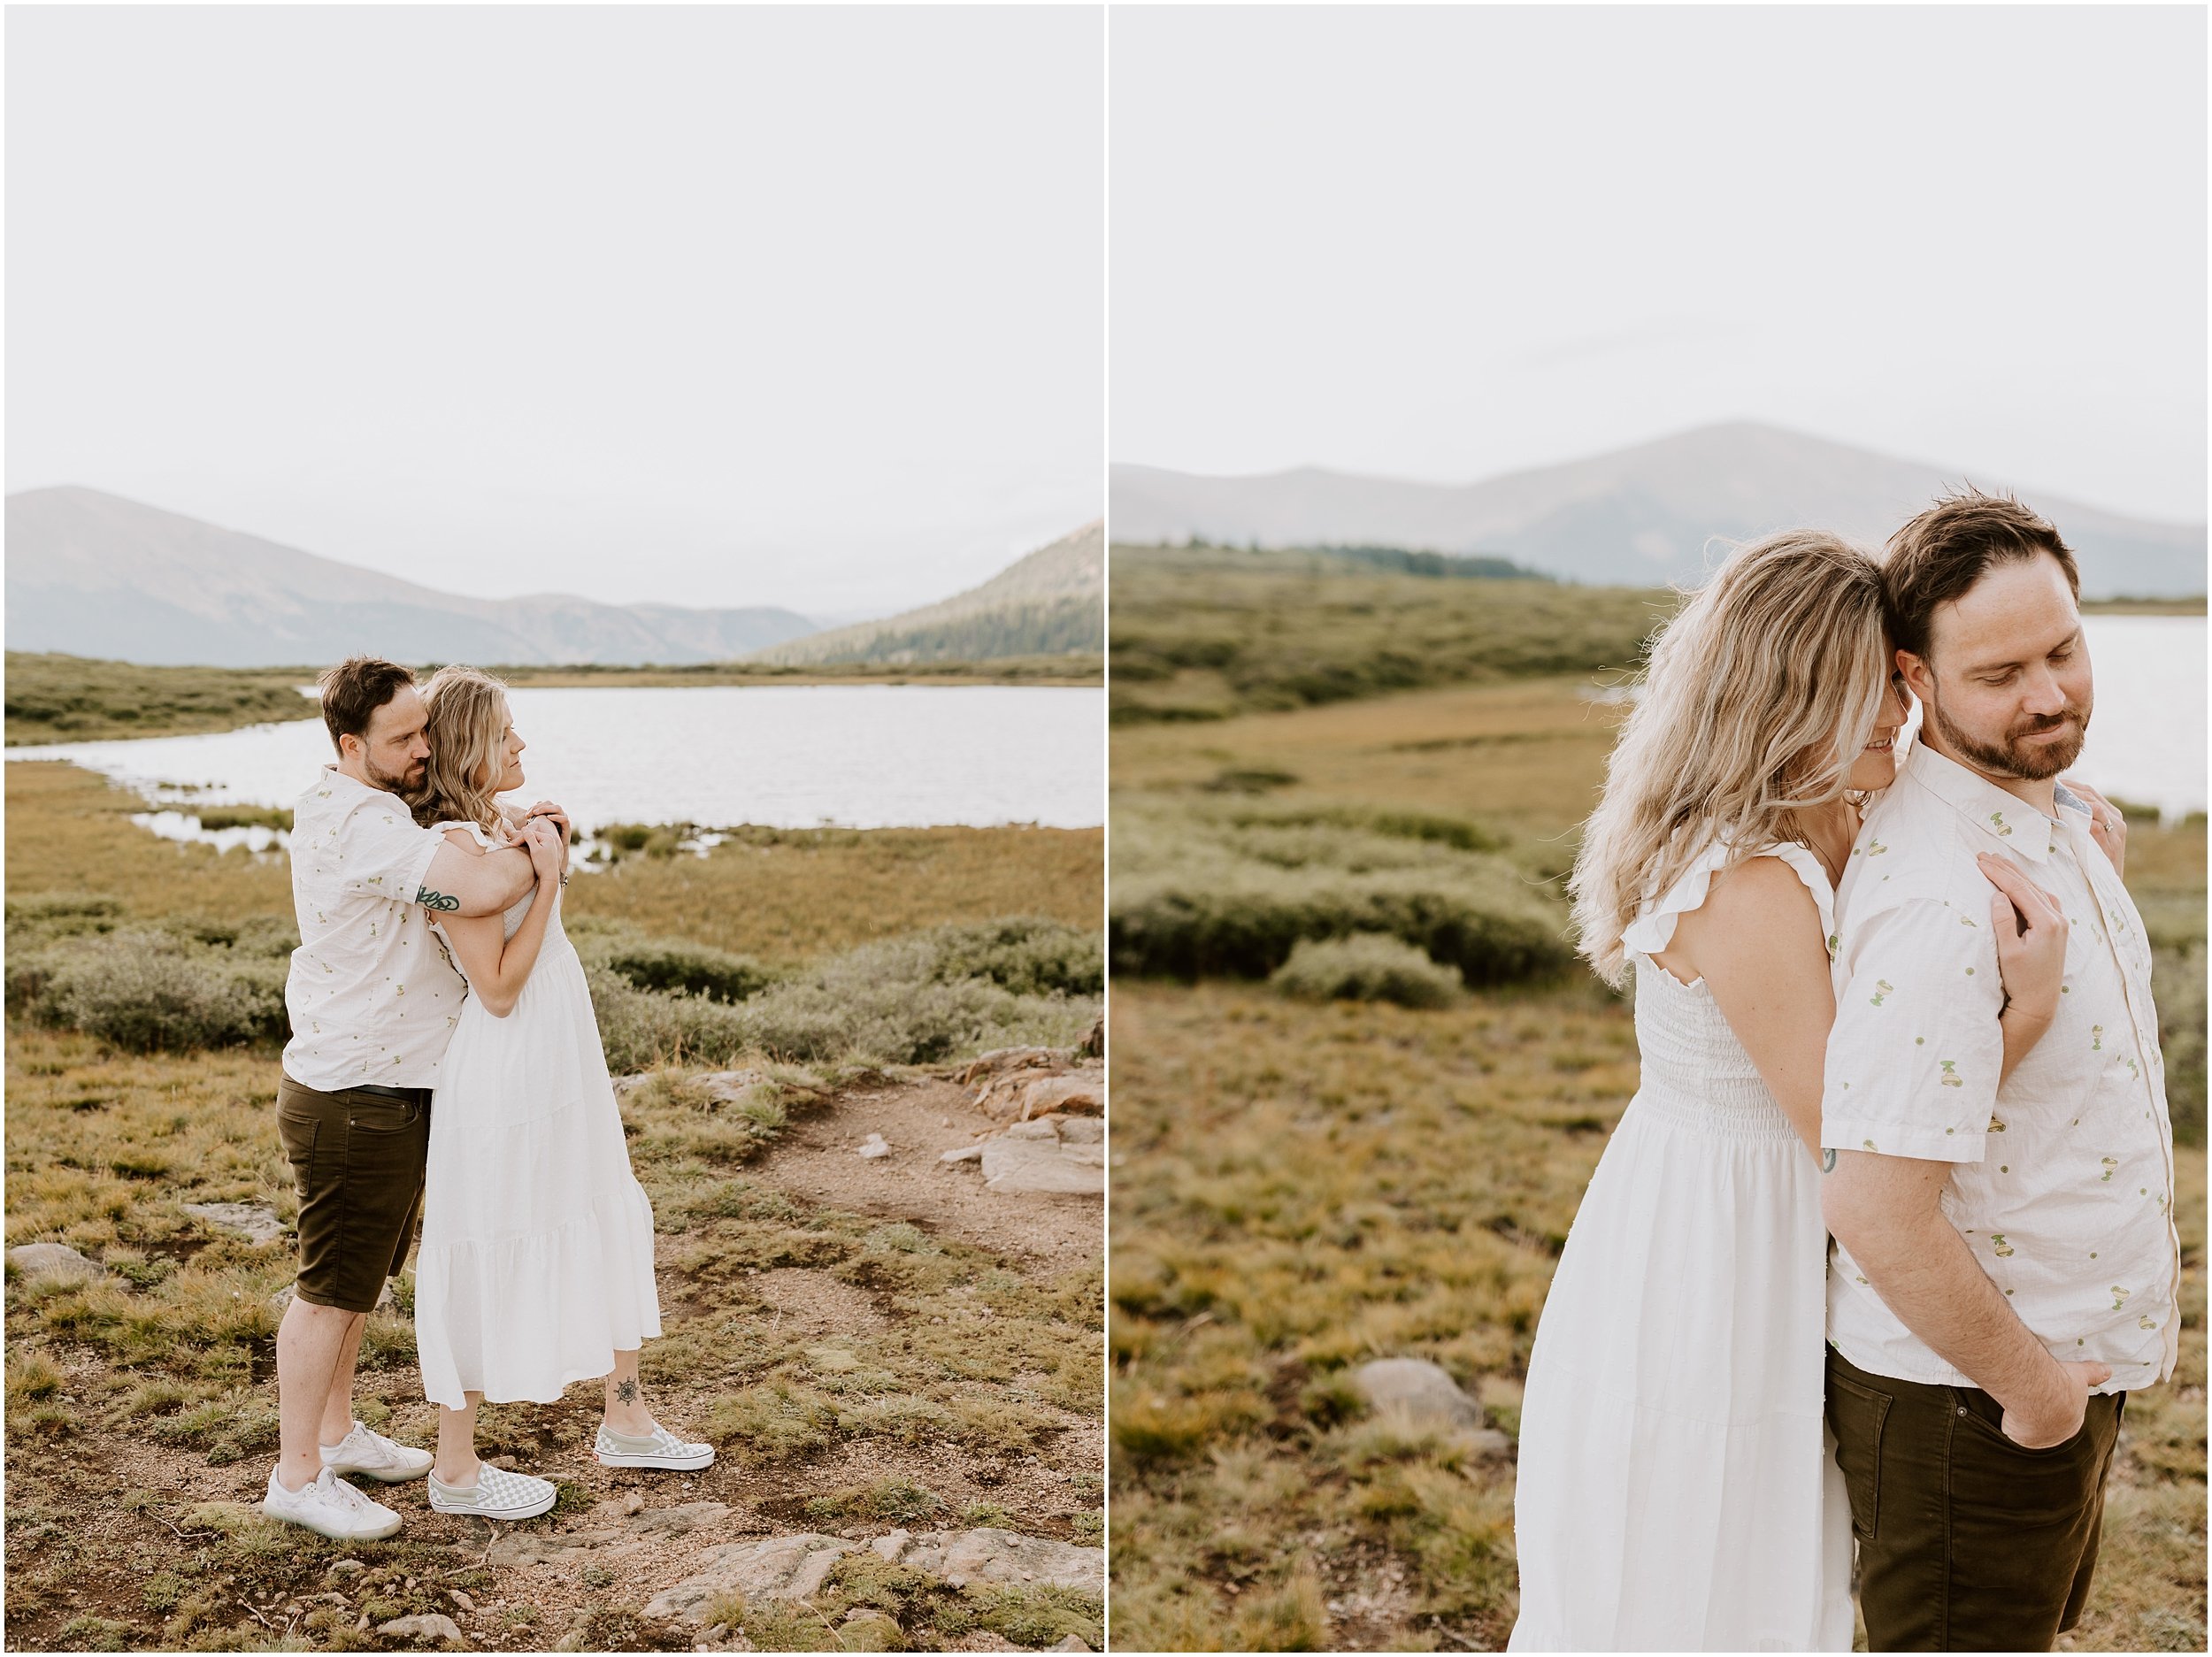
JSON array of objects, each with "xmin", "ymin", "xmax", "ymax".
[
  {"xmin": 1111, "ymin": 423, "xmax": 2207, "ymax": 598},
  {"xmin": 756, "ymin": 522, "xmax": 1103, "ymax": 666},
  {"xmin": 4, "ymin": 487, "xmax": 818, "ymax": 667}
]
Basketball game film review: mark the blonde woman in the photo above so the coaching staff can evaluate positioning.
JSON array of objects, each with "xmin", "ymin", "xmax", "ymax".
[
  {"xmin": 405, "ymin": 666, "xmax": 712, "ymax": 1522},
  {"xmin": 1507, "ymin": 533, "xmax": 2066, "ymax": 1650}
]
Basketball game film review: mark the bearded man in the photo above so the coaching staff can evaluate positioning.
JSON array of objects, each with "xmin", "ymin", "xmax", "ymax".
[{"xmin": 1817, "ymin": 493, "xmax": 2179, "ymax": 1651}]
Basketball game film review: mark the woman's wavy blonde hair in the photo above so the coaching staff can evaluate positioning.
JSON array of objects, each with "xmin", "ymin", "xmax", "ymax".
[
  {"xmin": 405, "ymin": 666, "xmax": 512, "ymax": 834},
  {"xmin": 1570, "ymin": 530, "xmax": 1889, "ymax": 989}
]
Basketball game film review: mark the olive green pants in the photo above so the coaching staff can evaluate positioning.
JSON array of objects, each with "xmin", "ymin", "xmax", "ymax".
[{"xmin": 1826, "ymin": 1345, "xmax": 2124, "ymax": 1652}]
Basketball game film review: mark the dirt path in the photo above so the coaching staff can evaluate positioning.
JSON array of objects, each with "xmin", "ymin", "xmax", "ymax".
[{"xmin": 4, "ymin": 1071, "xmax": 1105, "ymax": 1653}]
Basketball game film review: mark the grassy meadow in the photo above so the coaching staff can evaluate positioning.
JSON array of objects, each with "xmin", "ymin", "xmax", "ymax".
[
  {"xmin": 1106, "ymin": 548, "xmax": 2208, "ymax": 1652},
  {"xmin": 5, "ymin": 756, "xmax": 1104, "ymax": 1653},
  {"xmin": 4, "ymin": 651, "xmax": 1100, "ymax": 747}
]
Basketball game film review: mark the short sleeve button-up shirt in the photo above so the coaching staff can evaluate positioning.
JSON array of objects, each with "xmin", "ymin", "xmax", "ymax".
[
  {"xmin": 1821, "ymin": 741, "xmax": 2179, "ymax": 1394},
  {"xmin": 280, "ymin": 766, "xmax": 466, "ymax": 1090}
]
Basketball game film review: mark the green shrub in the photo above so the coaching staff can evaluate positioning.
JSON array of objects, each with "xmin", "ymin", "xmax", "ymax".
[
  {"xmin": 600, "ymin": 939, "xmax": 779, "ymax": 1002},
  {"xmin": 924, "ymin": 917, "xmax": 1104, "ymax": 997},
  {"xmin": 719, "ymin": 923, "xmax": 1099, "ymax": 1063},
  {"xmin": 584, "ymin": 964, "xmax": 753, "ymax": 1073},
  {"xmin": 1110, "ymin": 806, "xmax": 1571, "ymax": 985},
  {"xmin": 1270, "ymin": 933, "xmax": 1464, "ymax": 1009},
  {"xmin": 2154, "ymin": 942, "xmax": 2206, "ymax": 1147},
  {"xmin": 25, "ymin": 932, "xmax": 289, "ymax": 1052}
]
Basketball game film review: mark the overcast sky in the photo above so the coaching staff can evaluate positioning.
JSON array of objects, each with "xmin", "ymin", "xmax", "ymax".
[
  {"xmin": 7, "ymin": 6, "xmax": 1103, "ymax": 619},
  {"xmin": 1110, "ymin": 5, "xmax": 2207, "ymax": 526}
]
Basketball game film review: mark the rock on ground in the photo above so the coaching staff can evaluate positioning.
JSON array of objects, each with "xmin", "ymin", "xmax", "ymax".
[
  {"xmin": 981, "ymin": 1116, "xmax": 1104, "ymax": 1195},
  {"xmin": 647, "ymin": 1527, "xmax": 1105, "ymax": 1627},
  {"xmin": 644, "ymin": 1533, "xmax": 856, "ymax": 1624},
  {"xmin": 1353, "ymin": 1357, "xmax": 1510, "ymax": 1455},
  {"xmin": 487, "ymin": 1501, "xmax": 734, "ymax": 1567},
  {"xmin": 6, "ymin": 1243, "xmax": 100, "ymax": 1284},
  {"xmin": 376, "ymin": 1612, "xmax": 466, "ymax": 1645},
  {"xmin": 182, "ymin": 1201, "xmax": 288, "ymax": 1246}
]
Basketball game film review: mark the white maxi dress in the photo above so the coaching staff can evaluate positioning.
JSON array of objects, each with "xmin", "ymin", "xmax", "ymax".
[
  {"xmin": 1508, "ymin": 840, "xmax": 1853, "ymax": 1652},
  {"xmin": 414, "ymin": 824, "xmax": 663, "ymax": 1408}
]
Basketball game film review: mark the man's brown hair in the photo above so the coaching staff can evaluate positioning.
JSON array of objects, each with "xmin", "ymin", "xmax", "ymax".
[
  {"xmin": 317, "ymin": 656, "xmax": 416, "ymax": 754},
  {"xmin": 1883, "ymin": 490, "xmax": 2080, "ymax": 663}
]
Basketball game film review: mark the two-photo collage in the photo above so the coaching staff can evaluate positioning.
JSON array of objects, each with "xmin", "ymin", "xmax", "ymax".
[{"xmin": 4, "ymin": 5, "xmax": 2203, "ymax": 1654}]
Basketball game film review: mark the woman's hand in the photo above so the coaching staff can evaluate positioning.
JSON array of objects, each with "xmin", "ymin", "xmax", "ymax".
[
  {"xmin": 1979, "ymin": 852, "xmax": 2068, "ymax": 1029},
  {"xmin": 2065, "ymin": 781, "xmax": 2127, "ymax": 878}
]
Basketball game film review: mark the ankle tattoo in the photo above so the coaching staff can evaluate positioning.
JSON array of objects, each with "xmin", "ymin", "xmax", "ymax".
[{"xmin": 614, "ymin": 1377, "xmax": 638, "ymax": 1406}]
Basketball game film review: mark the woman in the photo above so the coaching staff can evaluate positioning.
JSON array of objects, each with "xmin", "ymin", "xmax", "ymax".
[
  {"xmin": 407, "ymin": 665, "xmax": 713, "ymax": 1522},
  {"xmin": 1507, "ymin": 532, "xmax": 2066, "ymax": 1650}
]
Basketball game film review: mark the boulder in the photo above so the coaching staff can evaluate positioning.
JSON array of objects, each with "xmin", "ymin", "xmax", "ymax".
[
  {"xmin": 1014, "ymin": 1076, "xmax": 1103, "ymax": 1121},
  {"xmin": 969, "ymin": 1062, "xmax": 1104, "ymax": 1124},
  {"xmin": 6, "ymin": 1243, "xmax": 100, "ymax": 1285},
  {"xmin": 1351, "ymin": 1357, "xmax": 1508, "ymax": 1454},
  {"xmin": 982, "ymin": 1116, "xmax": 1104, "ymax": 1195},
  {"xmin": 643, "ymin": 1533, "xmax": 856, "ymax": 1625},
  {"xmin": 182, "ymin": 1201, "xmax": 287, "ymax": 1247}
]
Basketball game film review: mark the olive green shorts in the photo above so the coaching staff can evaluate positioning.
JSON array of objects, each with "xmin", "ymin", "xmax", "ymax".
[{"xmin": 275, "ymin": 1076, "xmax": 432, "ymax": 1315}]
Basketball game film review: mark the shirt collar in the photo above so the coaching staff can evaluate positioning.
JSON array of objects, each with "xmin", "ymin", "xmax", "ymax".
[{"xmin": 1900, "ymin": 740, "xmax": 2061, "ymax": 863}]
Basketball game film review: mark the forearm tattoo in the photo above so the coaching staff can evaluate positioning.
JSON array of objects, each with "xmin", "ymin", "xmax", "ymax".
[
  {"xmin": 416, "ymin": 887, "xmax": 460, "ymax": 911},
  {"xmin": 615, "ymin": 1377, "xmax": 638, "ymax": 1405}
]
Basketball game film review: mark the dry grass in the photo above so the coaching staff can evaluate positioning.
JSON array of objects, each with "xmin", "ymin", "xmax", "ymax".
[{"xmin": 6, "ymin": 748, "xmax": 1103, "ymax": 1652}]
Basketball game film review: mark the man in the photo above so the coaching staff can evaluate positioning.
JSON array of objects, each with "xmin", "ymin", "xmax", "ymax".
[
  {"xmin": 1820, "ymin": 493, "xmax": 2179, "ymax": 1650},
  {"xmin": 262, "ymin": 656, "xmax": 556, "ymax": 1540}
]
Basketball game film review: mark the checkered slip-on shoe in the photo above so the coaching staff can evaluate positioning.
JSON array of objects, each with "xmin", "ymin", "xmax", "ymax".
[
  {"xmin": 594, "ymin": 1421, "xmax": 716, "ymax": 1471},
  {"xmin": 426, "ymin": 1462, "xmax": 558, "ymax": 1521},
  {"xmin": 320, "ymin": 1419, "xmax": 434, "ymax": 1483}
]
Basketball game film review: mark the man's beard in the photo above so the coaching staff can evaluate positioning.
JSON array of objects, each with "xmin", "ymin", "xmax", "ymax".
[
  {"xmin": 1924, "ymin": 693, "xmax": 2091, "ymax": 781},
  {"xmin": 365, "ymin": 754, "xmax": 426, "ymax": 794}
]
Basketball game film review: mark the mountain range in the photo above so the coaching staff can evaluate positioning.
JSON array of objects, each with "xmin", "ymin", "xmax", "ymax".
[
  {"xmin": 1110, "ymin": 423, "xmax": 2207, "ymax": 598},
  {"xmin": 752, "ymin": 521, "xmax": 1102, "ymax": 666},
  {"xmin": 4, "ymin": 487, "xmax": 1100, "ymax": 668}
]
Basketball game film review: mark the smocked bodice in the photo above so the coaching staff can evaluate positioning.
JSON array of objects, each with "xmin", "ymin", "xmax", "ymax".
[{"xmin": 1628, "ymin": 958, "xmax": 1800, "ymax": 1142}]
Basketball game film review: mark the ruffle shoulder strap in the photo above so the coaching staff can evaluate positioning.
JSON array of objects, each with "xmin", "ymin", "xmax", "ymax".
[{"xmin": 1620, "ymin": 838, "xmax": 1837, "ymax": 963}]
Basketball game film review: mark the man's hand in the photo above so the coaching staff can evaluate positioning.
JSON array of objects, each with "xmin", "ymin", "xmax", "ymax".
[
  {"xmin": 523, "ymin": 816, "xmax": 565, "ymax": 886},
  {"xmin": 524, "ymin": 800, "xmax": 572, "ymax": 875},
  {"xmin": 2001, "ymin": 1359, "xmax": 2114, "ymax": 1449}
]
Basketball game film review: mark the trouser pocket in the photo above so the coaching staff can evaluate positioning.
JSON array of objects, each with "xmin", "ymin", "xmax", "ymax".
[{"xmin": 1825, "ymin": 1354, "xmax": 1891, "ymax": 1540}]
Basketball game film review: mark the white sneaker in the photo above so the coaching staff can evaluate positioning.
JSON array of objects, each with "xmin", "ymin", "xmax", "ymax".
[
  {"xmin": 263, "ymin": 1464, "xmax": 403, "ymax": 1540},
  {"xmin": 426, "ymin": 1462, "xmax": 558, "ymax": 1521},
  {"xmin": 320, "ymin": 1419, "xmax": 434, "ymax": 1483},
  {"xmin": 594, "ymin": 1421, "xmax": 716, "ymax": 1471}
]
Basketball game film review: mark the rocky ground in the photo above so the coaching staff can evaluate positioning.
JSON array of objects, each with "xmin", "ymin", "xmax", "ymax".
[{"xmin": 5, "ymin": 1051, "xmax": 1105, "ymax": 1653}]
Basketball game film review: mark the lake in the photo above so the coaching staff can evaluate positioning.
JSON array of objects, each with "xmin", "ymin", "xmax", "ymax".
[
  {"xmin": 5, "ymin": 685, "xmax": 1106, "ymax": 834},
  {"xmin": 2070, "ymin": 616, "xmax": 2205, "ymax": 823}
]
